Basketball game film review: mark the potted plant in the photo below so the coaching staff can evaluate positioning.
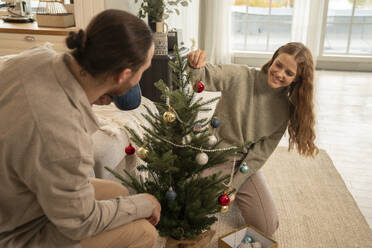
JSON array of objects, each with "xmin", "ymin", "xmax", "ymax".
[{"xmin": 134, "ymin": 0, "xmax": 192, "ymax": 31}]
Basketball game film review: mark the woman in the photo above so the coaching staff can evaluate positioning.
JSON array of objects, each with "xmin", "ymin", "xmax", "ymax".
[
  {"xmin": 187, "ymin": 42, "xmax": 318, "ymax": 236},
  {"xmin": 0, "ymin": 9, "xmax": 161, "ymax": 248}
]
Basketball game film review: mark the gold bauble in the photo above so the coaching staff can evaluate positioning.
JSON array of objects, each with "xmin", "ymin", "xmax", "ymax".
[
  {"xmin": 163, "ymin": 111, "xmax": 176, "ymax": 123},
  {"xmin": 137, "ymin": 147, "xmax": 149, "ymax": 160},
  {"xmin": 221, "ymin": 205, "xmax": 229, "ymax": 214}
]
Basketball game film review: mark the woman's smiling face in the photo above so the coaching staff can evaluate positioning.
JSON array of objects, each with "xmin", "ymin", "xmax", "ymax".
[{"xmin": 267, "ymin": 53, "xmax": 297, "ymax": 89}]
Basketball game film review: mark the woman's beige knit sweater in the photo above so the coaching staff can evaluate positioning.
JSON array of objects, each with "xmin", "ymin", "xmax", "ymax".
[{"xmin": 191, "ymin": 64, "xmax": 290, "ymax": 190}]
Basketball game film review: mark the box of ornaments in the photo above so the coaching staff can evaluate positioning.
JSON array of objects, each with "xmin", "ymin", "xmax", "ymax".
[{"xmin": 218, "ymin": 224, "xmax": 278, "ymax": 248}]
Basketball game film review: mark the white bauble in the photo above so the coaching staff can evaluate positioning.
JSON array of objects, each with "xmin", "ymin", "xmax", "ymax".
[
  {"xmin": 207, "ymin": 135, "xmax": 218, "ymax": 146},
  {"xmin": 196, "ymin": 152, "xmax": 208, "ymax": 165}
]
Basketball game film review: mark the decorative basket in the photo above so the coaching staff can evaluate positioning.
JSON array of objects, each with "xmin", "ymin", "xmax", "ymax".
[
  {"xmin": 165, "ymin": 230, "xmax": 216, "ymax": 248},
  {"xmin": 36, "ymin": 0, "xmax": 74, "ymax": 28}
]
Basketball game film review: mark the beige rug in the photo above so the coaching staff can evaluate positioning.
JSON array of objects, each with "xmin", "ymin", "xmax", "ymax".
[{"xmin": 157, "ymin": 147, "xmax": 372, "ymax": 248}]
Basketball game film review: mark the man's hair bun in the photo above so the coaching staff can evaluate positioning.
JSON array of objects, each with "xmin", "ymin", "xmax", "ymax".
[{"xmin": 66, "ymin": 29, "xmax": 85, "ymax": 50}]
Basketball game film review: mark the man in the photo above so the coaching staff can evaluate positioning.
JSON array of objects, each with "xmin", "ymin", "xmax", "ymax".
[{"xmin": 0, "ymin": 9, "xmax": 160, "ymax": 248}]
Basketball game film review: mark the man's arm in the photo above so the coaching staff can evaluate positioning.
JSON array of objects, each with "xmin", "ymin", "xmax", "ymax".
[{"xmin": 25, "ymin": 155, "xmax": 153, "ymax": 241}]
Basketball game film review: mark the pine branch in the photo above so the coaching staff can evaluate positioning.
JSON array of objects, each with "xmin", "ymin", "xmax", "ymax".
[
  {"xmin": 104, "ymin": 166, "xmax": 145, "ymax": 192},
  {"xmin": 125, "ymin": 126, "xmax": 144, "ymax": 147}
]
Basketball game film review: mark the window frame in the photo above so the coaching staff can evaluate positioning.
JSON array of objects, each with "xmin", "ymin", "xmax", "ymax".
[
  {"xmin": 232, "ymin": 0, "xmax": 294, "ymax": 53},
  {"xmin": 232, "ymin": 0, "xmax": 372, "ymax": 71}
]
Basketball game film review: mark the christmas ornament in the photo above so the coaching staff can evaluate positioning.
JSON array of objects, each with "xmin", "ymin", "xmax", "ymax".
[
  {"xmin": 242, "ymin": 235, "xmax": 254, "ymax": 244},
  {"xmin": 239, "ymin": 162, "xmax": 249, "ymax": 174},
  {"xmin": 165, "ymin": 187, "xmax": 177, "ymax": 200},
  {"xmin": 220, "ymin": 205, "xmax": 229, "ymax": 214},
  {"xmin": 193, "ymin": 122, "xmax": 202, "ymax": 132},
  {"xmin": 218, "ymin": 194, "xmax": 231, "ymax": 206},
  {"xmin": 125, "ymin": 144, "xmax": 135, "ymax": 155},
  {"xmin": 163, "ymin": 110, "xmax": 176, "ymax": 123},
  {"xmin": 194, "ymin": 80, "xmax": 205, "ymax": 93},
  {"xmin": 196, "ymin": 152, "xmax": 208, "ymax": 165},
  {"xmin": 207, "ymin": 135, "xmax": 218, "ymax": 146},
  {"xmin": 211, "ymin": 118, "xmax": 220, "ymax": 128},
  {"xmin": 137, "ymin": 146, "xmax": 148, "ymax": 160}
]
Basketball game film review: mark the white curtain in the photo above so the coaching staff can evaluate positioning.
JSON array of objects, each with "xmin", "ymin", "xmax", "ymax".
[
  {"xmin": 198, "ymin": 0, "xmax": 232, "ymax": 64},
  {"xmin": 166, "ymin": 0, "xmax": 200, "ymax": 49},
  {"xmin": 291, "ymin": 0, "xmax": 325, "ymax": 60},
  {"xmin": 74, "ymin": 0, "xmax": 105, "ymax": 28}
]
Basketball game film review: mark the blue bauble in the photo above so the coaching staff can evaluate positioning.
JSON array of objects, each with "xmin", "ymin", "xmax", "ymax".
[
  {"xmin": 239, "ymin": 163, "xmax": 249, "ymax": 174},
  {"xmin": 211, "ymin": 118, "xmax": 220, "ymax": 128},
  {"xmin": 243, "ymin": 235, "xmax": 254, "ymax": 243},
  {"xmin": 166, "ymin": 189, "xmax": 177, "ymax": 200}
]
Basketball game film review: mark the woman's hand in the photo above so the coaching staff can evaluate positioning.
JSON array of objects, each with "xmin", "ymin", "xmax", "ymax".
[{"xmin": 187, "ymin": 49, "xmax": 206, "ymax": 69}]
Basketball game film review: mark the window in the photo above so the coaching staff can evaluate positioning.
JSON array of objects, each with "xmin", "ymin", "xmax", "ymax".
[
  {"xmin": 231, "ymin": 0, "xmax": 294, "ymax": 52},
  {"xmin": 231, "ymin": 0, "xmax": 372, "ymax": 71},
  {"xmin": 322, "ymin": 0, "xmax": 372, "ymax": 55}
]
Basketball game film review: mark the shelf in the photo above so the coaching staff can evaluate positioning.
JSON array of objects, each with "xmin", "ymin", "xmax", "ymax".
[{"xmin": 0, "ymin": 19, "xmax": 76, "ymax": 35}]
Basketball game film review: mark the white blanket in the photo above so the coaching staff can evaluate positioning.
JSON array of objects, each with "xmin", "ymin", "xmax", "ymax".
[{"xmin": 91, "ymin": 97, "xmax": 158, "ymax": 183}]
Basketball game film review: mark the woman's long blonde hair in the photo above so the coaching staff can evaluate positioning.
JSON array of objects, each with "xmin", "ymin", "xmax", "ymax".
[{"xmin": 262, "ymin": 42, "xmax": 319, "ymax": 157}]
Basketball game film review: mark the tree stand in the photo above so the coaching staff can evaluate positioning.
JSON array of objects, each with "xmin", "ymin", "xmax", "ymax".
[{"xmin": 165, "ymin": 230, "xmax": 216, "ymax": 248}]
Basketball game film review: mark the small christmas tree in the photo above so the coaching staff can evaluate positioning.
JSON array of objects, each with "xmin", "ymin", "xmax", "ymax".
[{"xmin": 106, "ymin": 47, "xmax": 246, "ymax": 241}]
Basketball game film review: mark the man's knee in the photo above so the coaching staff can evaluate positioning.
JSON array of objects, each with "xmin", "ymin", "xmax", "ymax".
[
  {"xmin": 90, "ymin": 178, "xmax": 129, "ymax": 200},
  {"xmin": 138, "ymin": 220, "xmax": 158, "ymax": 247},
  {"xmin": 110, "ymin": 181, "xmax": 129, "ymax": 197}
]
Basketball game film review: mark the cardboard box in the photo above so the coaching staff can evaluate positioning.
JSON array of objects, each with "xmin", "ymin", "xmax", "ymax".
[
  {"xmin": 36, "ymin": 13, "xmax": 75, "ymax": 28},
  {"xmin": 218, "ymin": 224, "xmax": 278, "ymax": 248}
]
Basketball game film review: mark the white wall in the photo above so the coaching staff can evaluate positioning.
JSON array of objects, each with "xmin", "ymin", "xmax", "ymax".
[
  {"xmin": 104, "ymin": 0, "xmax": 140, "ymax": 15},
  {"xmin": 74, "ymin": 0, "xmax": 105, "ymax": 28}
]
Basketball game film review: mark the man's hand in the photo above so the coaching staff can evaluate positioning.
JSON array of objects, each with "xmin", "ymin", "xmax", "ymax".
[
  {"xmin": 144, "ymin": 193, "xmax": 161, "ymax": 226},
  {"xmin": 187, "ymin": 49, "xmax": 206, "ymax": 69}
]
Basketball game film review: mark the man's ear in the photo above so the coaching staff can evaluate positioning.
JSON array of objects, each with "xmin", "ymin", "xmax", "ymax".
[{"xmin": 117, "ymin": 68, "xmax": 132, "ymax": 85}]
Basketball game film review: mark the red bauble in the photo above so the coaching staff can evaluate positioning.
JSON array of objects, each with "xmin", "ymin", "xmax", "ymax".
[
  {"xmin": 125, "ymin": 144, "xmax": 136, "ymax": 155},
  {"xmin": 218, "ymin": 194, "xmax": 231, "ymax": 206},
  {"xmin": 195, "ymin": 81, "xmax": 205, "ymax": 93}
]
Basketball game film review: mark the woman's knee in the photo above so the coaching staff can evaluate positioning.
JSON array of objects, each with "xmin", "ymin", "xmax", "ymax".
[
  {"xmin": 235, "ymin": 177, "xmax": 279, "ymax": 236},
  {"xmin": 236, "ymin": 196, "xmax": 279, "ymax": 236}
]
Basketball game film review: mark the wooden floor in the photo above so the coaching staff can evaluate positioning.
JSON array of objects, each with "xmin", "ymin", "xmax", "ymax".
[{"xmin": 279, "ymin": 69, "xmax": 372, "ymax": 229}]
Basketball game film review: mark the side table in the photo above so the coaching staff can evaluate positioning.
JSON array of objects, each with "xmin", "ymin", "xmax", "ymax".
[{"xmin": 139, "ymin": 46, "xmax": 190, "ymax": 102}]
